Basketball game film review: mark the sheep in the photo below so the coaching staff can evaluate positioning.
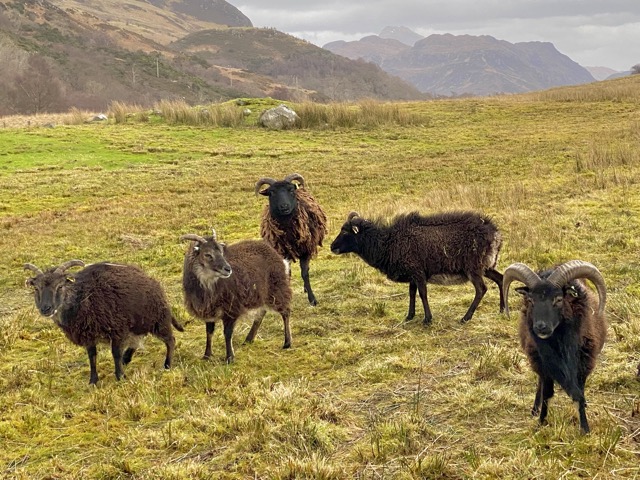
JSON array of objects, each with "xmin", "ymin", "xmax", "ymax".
[
  {"xmin": 330, "ymin": 210, "xmax": 505, "ymax": 324},
  {"xmin": 24, "ymin": 260, "xmax": 184, "ymax": 385},
  {"xmin": 255, "ymin": 173, "xmax": 328, "ymax": 306},
  {"xmin": 181, "ymin": 229, "xmax": 292, "ymax": 363},
  {"xmin": 503, "ymin": 260, "xmax": 607, "ymax": 434}
]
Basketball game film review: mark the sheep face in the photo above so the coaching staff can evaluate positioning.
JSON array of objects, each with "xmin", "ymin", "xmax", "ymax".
[
  {"xmin": 515, "ymin": 282, "xmax": 571, "ymax": 339},
  {"xmin": 330, "ymin": 217, "xmax": 366, "ymax": 255},
  {"xmin": 26, "ymin": 270, "xmax": 72, "ymax": 318},
  {"xmin": 190, "ymin": 238, "xmax": 233, "ymax": 286},
  {"xmin": 260, "ymin": 181, "xmax": 298, "ymax": 217}
]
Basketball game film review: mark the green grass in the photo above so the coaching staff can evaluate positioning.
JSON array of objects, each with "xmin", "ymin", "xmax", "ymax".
[{"xmin": 1, "ymin": 80, "xmax": 640, "ymax": 478}]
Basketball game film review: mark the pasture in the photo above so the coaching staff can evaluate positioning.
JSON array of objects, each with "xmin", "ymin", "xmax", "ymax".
[{"xmin": 1, "ymin": 79, "xmax": 640, "ymax": 478}]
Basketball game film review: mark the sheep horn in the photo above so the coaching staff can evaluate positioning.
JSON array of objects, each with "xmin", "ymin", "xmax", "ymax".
[
  {"xmin": 547, "ymin": 260, "xmax": 607, "ymax": 316},
  {"xmin": 255, "ymin": 177, "xmax": 276, "ymax": 195},
  {"xmin": 24, "ymin": 263, "xmax": 44, "ymax": 276},
  {"xmin": 502, "ymin": 263, "xmax": 542, "ymax": 318},
  {"xmin": 180, "ymin": 234, "xmax": 207, "ymax": 244},
  {"xmin": 211, "ymin": 228, "xmax": 217, "ymax": 241},
  {"xmin": 54, "ymin": 260, "xmax": 85, "ymax": 274},
  {"xmin": 347, "ymin": 211, "xmax": 360, "ymax": 222},
  {"xmin": 284, "ymin": 173, "xmax": 305, "ymax": 188}
]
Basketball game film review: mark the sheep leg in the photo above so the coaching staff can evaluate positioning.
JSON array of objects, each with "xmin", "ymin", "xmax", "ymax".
[
  {"xmin": 244, "ymin": 308, "xmax": 267, "ymax": 344},
  {"xmin": 111, "ymin": 339, "xmax": 125, "ymax": 381},
  {"xmin": 155, "ymin": 323, "xmax": 176, "ymax": 370},
  {"xmin": 223, "ymin": 317, "xmax": 236, "ymax": 364},
  {"xmin": 416, "ymin": 282, "xmax": 432, "ymax": 325},
  {"xmin": 538, "ymin": 376, "xmax": 555, "ymax": 426},
  {"xmin": 300, "ymin": 255, "xmax": 317, "ymax": 306},
  {"xmin": 483, "ymin": 268, "xmax": 505, "ymax": 312},
  {"xmin": 87, "ymin": 345, "xmax": 99, "ymax": 385},
  {"xmin": 406, "ymin": 282, "xmax": 417, "ymax": 321},
  {"xmin": 201, "ymin": 322, "xmax": 215, "ymax": 359},
  {"xmin": 460, "ymin": 274, "xmax": 487, "ymax": 323},
  {"xmin": 531, "ymin": 377, "xmax": 543, "ymax": 416},
  {"xmin": 281, "ymin": 310, "xmax": 292, "ymax": 349},
  {"xmin": 122, "ymin": 347, "xmax": 136, "ymax": 365}
]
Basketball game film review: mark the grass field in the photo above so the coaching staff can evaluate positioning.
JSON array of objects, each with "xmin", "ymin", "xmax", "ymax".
[{"xmin": 1, "ymin": 76, "xmax": 640, "ymax": 479}]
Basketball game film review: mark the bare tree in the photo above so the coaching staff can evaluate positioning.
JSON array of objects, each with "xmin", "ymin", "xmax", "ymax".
[
  {"xmin": 7, "ymin": 55, "xmax": 63, "ymax": 114},
  {"xmin": 631, "ymin": 64, "xmax": 640, "ymax": 75}
]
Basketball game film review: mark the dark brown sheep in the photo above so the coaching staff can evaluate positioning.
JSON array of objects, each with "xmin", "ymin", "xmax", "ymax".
[
  {"xmin": 255, "ymin": 173, "xmax": 328, "ymax": 306},
  {"xmin": 503, "ymin": 260, "xmax": 607, "ymax": 433},
  {"xmin": 181, "ymin": 229, "xmax": 292, "ymax": 363},
  {"xmin": 330, "ymin": 210, "xmax": 504, "ymax": 324},
  {"xmin": 24, "ymin": 260, "xmax": 184, "ymax": 385}
]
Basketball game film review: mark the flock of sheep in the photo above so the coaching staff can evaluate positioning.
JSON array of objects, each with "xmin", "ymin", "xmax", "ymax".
[{"xmin": 24, "ymin": 173, "xmax": 610, "ymax": 434}]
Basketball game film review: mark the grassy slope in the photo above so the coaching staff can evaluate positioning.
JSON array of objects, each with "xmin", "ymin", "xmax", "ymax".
[{"xmin": 1, "ymin": 87, "xmax": 640, "ymax": 478}]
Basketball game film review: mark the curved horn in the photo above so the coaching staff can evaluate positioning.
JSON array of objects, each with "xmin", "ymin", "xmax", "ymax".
[
  {"xmin": 347, "ymin": 211, "xmax": 360, "ymax": 222},
  {"xmin": 211, "ymin": 228, "xmax": 217, "ymax": 242},
  {"xmin": 24, "ymin": 263, "xmax": 44, "ymax": 276},
  {"xmin": 547, "ymin": 260, "xmax": 607, "ymax": 316},
  {"xmin": 502, "ymin": 263, "xmax": 542, "ymax": 318},
  {"xmin": 54, "ymin": 260, "xmax": 85, "ymax": 274},
  {"xmin": 255, "ymin": 177, "xmax": 276, "ymax": 196},
  {"xmin": 284, "ymin": 173, "xmax": 305, "ymax": 188},
  {"xmin": 180, "ymin": 234, "xmax": 207, "ymax": 244}
]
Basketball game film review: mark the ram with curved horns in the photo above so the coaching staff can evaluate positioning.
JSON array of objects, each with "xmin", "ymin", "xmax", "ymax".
[
  {"xmin": 503, "ymin": 260, "xmax": 607, "ymax": 434},
  {"xmin": 255, "ymin": 173, "xmax": 328, "ymax": 306}
]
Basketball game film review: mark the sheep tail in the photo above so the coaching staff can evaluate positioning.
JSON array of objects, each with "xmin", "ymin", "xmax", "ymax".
[{"xmin": 171, "ymin": 316, "xmax": 185, "ymax": 332}]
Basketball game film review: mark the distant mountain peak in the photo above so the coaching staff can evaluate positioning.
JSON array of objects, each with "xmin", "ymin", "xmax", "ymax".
[{"xmin": 379, "ymin": 26, "xmax": 424, "ymax": 46}]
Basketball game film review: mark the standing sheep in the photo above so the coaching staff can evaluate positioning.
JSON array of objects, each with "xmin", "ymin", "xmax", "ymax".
[
  {"xmin": 24, "ymin": 260, "xmax": 183, "ymax": 385},
  {"xmin": 330, "ymin": 210, "xmax": 504, "ymax": 324},
  {"xmin": 181, "ymin": 229, "xmax": 292, "ymax": 363},
  {"xmin": 503, "ymin": 260, "xmax": 607, "ymax": 433},
  {"xmin": 255, "ymin": 173, "xmax": 328, "ymax": 306}
]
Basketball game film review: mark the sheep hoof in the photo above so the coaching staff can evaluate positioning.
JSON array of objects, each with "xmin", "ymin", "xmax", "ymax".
[
  {"xmin": 202, "ymin": 354, "xmax": 211, "ymax": 361},
  {"xmin": 460, "ymin": 316, "xmax": 472, "ymax": 324},
  {"xmin": 225, "ymin": 356, "xmax": 235, "ymax": 364},
  {"xmin": 283, "ymin": 342, "xmax": 291, "ymax": 349},
  {"xmin": 422, "ymin": 317, "xmax": 432, "ymax": 326}
]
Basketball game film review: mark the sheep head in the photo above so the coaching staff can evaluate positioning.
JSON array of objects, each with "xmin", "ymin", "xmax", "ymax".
[
  {"xmin": 255, "ymin": 174, "xmax": 305, "ymax": 218},
  {"xmin": 503, "ymin": 260, "xmax": 606, "ymax": 338},
  {"xmin": 24, "ymin": 260, "xmax": 85, "ymax": 317},
  {"xmin": 181, "ymin": 232, "xmax": 232, "ymax": 285}
]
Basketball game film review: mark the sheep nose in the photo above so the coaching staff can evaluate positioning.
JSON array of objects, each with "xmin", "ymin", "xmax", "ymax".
[
  {"xmin": 222, "ymin": 265, "xmax": 232, "ymax": 276},
  {"xmin": 40, "ymin": 305, "xmax": 55, "ymax": 316},
  {"xmin": 533, "ymin": 323, "xmax": 552, "ymax": 338}
]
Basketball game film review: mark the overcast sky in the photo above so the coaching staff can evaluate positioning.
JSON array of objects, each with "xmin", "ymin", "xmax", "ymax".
[{"xmin": 236, "ymin": 1, "xmax": 639, "ymax": 71}]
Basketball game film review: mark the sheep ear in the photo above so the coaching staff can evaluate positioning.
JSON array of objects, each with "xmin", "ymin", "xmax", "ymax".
[
  {"xmin": 66, "ymin": 275, "xmax": 76, "ymax": 283},
  {"xmin": 25, "ymin": 278, "xmax": 35, "ymax": 288},
  {"xmin": 352, "ymin": 225, "xmax": 359, "ymax": 234},
  {"xmin": 259, "ymin": 188, "xmax": 270, "ymax": 196},
  {"xmin": 515, "ymin": 286, "xmax": 529, "ymax": 297},
  {"xmin": 194, "ymin": 245, "xmax": 200, "ymax": 252},
  {"xmin": 566, "ymin": 285, "xmax": 579, "ymax": 298}
]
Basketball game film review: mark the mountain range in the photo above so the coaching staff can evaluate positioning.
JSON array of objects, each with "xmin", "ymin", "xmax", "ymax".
[{"xmin": 324, "ymin": 28, "xmax": 597, "ymax": 96}]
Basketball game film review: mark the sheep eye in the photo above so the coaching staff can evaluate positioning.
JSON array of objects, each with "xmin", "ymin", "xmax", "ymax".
[{"xmin": 553, "ymin": 296, "xmax": 564, "ymax": 306}]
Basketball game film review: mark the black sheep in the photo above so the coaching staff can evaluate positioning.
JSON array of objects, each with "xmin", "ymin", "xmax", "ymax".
[
  {"xmin": 181, "ymin": 229, "xmax": 292, "ymax": 363},
  {"xmin": 255, "ymin": 173, "xmax": 328, "ymax": 306},
  {"xmin": 330, "ymin": 210, "xmax": 504, "ymax": 324},
  {"xmin": 24, "ymin": 260, "xmax": 184, "ymax": 384},
  {"xmin": 503, "ymin": 260, "xmax": 607, "ymax": 434}
]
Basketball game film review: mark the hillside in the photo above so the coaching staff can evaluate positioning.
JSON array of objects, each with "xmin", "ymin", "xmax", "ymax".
[
  {"xmin": 325, "ymin": 31, "xmax": 595, "ymax": 96},
  {"xmin": 0, "ymin": 0, "xmax": 423, "ymax": 115},
  {"xmin": 1, "ymin": 77, "xmax": 639, "ymax": 478}
]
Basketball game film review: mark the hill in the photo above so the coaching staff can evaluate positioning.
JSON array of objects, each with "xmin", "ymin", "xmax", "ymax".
[
  {"xmin": 0, "ymin": 0, "xmax": 423, "ymax": 114},
  {"xmin": 325, "ymin": 31, "xmax": 595, "ymax": 96}
]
